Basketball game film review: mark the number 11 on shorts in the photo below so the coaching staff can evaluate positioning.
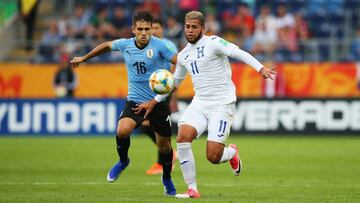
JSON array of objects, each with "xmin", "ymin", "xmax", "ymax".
[{"xmin": 218, "ymin": 120, "xmax": 227, "ymax": 137}]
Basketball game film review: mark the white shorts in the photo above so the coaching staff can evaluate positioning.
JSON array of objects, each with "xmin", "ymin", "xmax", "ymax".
[{"xmin": 178, "ymin": 100, "xmax": 235, "ymax": 144}]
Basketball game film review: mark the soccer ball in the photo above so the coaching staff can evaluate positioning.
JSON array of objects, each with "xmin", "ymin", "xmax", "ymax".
[{"xmin": 149, "ymin": 69, "xmax": 174, "ymax": 95}]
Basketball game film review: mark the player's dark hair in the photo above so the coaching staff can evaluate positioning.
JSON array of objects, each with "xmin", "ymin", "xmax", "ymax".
[
  {"xmin": 153, "ymin": 17, "xmax": 163, "ymax": 27},
  {"xmin": 132, "ymin": 10, "xmax": 153, "ymax": 25}
]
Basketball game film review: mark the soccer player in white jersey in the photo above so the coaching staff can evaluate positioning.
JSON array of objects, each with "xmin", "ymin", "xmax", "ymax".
[
  {"xmin": 172, "ymin": 11, "xmax": 276, "ymax": 198},
  {"xmin": 134, "ymin": 11, "xmax": 276, "ymax": 198}
]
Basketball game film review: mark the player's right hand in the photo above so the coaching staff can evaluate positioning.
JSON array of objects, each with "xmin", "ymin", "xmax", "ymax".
[
  {"xmin": 132, "ymin": 99, "xmax": 158, "ymax": 119},
  {"xmin": 70, "ymin": 56, "xmax": 84, "ymax": 68}
]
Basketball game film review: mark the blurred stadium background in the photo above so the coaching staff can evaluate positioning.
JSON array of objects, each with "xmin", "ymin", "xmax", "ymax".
[{"xmin": 0, "ymin": 0, "xmax": 360, "ymax": 202}]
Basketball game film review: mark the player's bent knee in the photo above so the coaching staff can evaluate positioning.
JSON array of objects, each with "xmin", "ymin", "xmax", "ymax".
[
  {"xmin": 116, "ymin": 127, "xmax": 132, "ymax": 138},
  {"xmin": 176, "ymin": 135, "xmax": 187, "ymax": 143},
  {"xmin": 177, "ymin": 125, "xmax": 197, "ymax": 143},
  {"xmin": 206, "ymin": 153, "xmax": 221, "ymax": 164},
  {"xmin": 176, "ymin": 133, "xmax": 195, "ymax": 143}
]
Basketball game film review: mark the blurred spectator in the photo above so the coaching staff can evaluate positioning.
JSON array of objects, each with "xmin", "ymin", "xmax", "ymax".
[
  {"xmin": 240, "ymin": 27, "xmax": 255, "ymax": 53},
  {"xmin": 32, "ymin": 0, "xmax": 359, "ymax": 64},
  {"xmin": 112, "ymin": 0, "xmax": 127, "ymax": 7},
  {"xmin": 294, "ymin": 12, "xmax": 309, "ymax": 41},
  {"xmin": 178, "ymin": 0, "xmax": 200, "ymax": 23},
  {"xmin": 349, "ymin": 27, "xmax": 360, "ymax": 61},
  {"xmin": 294, "ymin": 12, "xmax": 310, "ymax": 58},
  {"xmin": 205, "ymin": 12, "xmax": 221, "ymax": 35},
  {"xmin": 275, "ymin": 4, "xmax": 295, "ymax": 29},
  {"xmin": 216, "ymin": 0, "xmax": 237, "ymax": 20},
  {"xmin": 53, "ymin": 54, "xmax": 78, "ymax": 98},
  {"xmin": 230, "ymin": 3, "xmax": 255, "ymax": 35},
  {"xmin": 164, "ymin": 16, "xmax": 183, "ymax": 48},
  {"xmin": 69, "ymin": 4, "xmax": 92, "ymax": 39},
  {"xmin": 252, "ymin": 5, "xmax": 277, "ymax": 60},
  {"xmin": 274, "ymin": 4, "xmax": 299, "ymax": 62},
  {"xmin": 111, "ymin": 6, "xmax": 132, "ymax": 38},
  {"xmin": 203, "ymin": 0, "xmax": 216, "ymax": 16},
  {"xmin": 57, "ymin": 16, "xmax": 71, "ymax": 38},
  {"xmin": 38, "ymin": 21, "xmax": 62, "ymax": 63},
  {"xmin": 136, "ymin": 0, "xmax": 161, "ymax": 18},
  {"xmin": 223, "ymin": 3, "xmax": 255, "ymax": 47},
  {"xmin": 90, "ymin": 7, "xmax": 115, "ymax": 40},
  {"xmin": 255, "ymin": 5, "xmax": 277, "ymax": 39},
  {"xmin": 94, "ymin": 0, "xmax": 111, "ymax": 9},
  {"xmin": 18, "ymin": 0, "xmax": 39, "ymax": 51},
  {"xmin": 57, "ymin": 16, "xmax": 79, "ymax": 55},
  {"xmin": 242, "ymin": 0, "xmax": 256, "ymax": 12},
  {"xmin": 163, "ymin": 0, "xmax": 179, "ymax": 19},
  {"xmin": 276, "ymin": 26, "xmax": 300, "ymax": 62}
]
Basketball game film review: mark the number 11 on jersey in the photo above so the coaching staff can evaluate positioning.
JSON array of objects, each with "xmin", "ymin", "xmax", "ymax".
[{"xmin": 191, "ymin": 61, "xmax": 199, "ymax": 75}]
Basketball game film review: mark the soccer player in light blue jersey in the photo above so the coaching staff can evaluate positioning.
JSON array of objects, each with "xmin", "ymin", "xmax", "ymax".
[
  {"xmin": 142, "ymin": 17, "xmax": 179, "ymax": 175},
  {"xmin": 70, "ymin": 10, "xmax": 177, "ymax": 196}
]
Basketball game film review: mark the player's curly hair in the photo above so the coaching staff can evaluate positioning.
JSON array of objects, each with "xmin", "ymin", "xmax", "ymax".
[
  {"xmin": 185, "ymin": 11, "xmax": 205, "ymax": 26},
  {"xmin": 132, "ymin": 10, "xmax": 153, "ymax": 25}
]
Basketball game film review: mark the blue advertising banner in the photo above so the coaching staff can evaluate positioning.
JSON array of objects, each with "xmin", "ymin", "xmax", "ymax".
[
  {"xmin": 1, "ymin": 98, "xmax": 360, "ymax": 135},
  {"xmin": 0, "ymin": 99, "xmax": 125, "ymax": 135}
]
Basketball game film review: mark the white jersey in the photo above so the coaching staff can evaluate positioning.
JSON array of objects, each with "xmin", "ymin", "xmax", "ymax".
[{"xmin": 174, "ymin": 35, "xmax": 239, "ymax": 105}]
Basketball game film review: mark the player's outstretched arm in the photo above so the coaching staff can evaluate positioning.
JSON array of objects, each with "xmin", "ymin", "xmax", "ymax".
[
  {"xmin": 70, "ymin": 41, "xmax": 113, "ymax": 68},
  {"xmin": 229, "ymin": 48, "xmax": 276, "ymax": 79}
]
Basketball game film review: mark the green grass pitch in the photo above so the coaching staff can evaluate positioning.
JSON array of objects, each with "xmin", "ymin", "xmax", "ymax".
[{"xmin": 0, "ymin": 135, "xmax": 359, "ymax": 202}]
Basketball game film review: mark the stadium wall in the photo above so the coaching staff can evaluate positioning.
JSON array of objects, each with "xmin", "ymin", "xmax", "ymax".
[{"xmin": 0, "ymin": 63, "xmax": 359, "ymax": 98}]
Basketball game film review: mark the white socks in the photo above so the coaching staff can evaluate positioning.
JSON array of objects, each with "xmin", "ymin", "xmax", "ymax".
[
  {"xmin": 219, "ymin": 146, "xmax": 236, "ymax": 163},
  {"xmin": 177, "ymin": 143, "xmax": 236, "ymax": 191},
  {"xmin": 177, "ymin": 142, "xmax": 197, "ymax": 191}
]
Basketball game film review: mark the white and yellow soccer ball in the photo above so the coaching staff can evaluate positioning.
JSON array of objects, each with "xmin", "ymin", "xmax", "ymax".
[{"xmin": 149, "ymin": 69, "xmax": 174, "ymax": 95}]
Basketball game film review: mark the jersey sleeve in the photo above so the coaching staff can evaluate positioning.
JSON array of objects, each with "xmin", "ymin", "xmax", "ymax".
[
  {"xmin": 229, "ymin": 48, "xmax": 263, "ymax": 72},
  {"xmin": 210, "ymin": 36, "xmax": 238, "ymax": 56},
  {"xmin": 158, "ymin": 40, "xmax": 177, "ymax": 62},
  {"xmin": 111, "ymin": 39, "xmax": 126, "ymax": 51},
  {"xmin": 173, "ymin": 56, "xmax": 187, "ymax": 87},
  {"xmin": 164, "ymin": 39, "xmax": 178, "ymax": 53}
]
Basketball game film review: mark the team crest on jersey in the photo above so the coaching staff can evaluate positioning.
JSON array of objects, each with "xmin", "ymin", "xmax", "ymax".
[{"xmin": 146, "ymin": 49, "xmax": 153, "ymax": 58}]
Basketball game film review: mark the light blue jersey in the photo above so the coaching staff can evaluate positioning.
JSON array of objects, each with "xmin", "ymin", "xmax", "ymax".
[
  {"xmin": 161, "ymin": 38, "xmax": 178, "ymax": 70},
  {"xmin": 112, "ymin": 36, "xmax": 176, "ymax": 103}
]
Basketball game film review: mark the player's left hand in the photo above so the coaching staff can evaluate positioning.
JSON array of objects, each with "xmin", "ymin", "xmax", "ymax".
[
  {"xmin": 259, "ymin": 66, "xmax": 277, "ymax": 80},
  {"xmin": 133, "ymin": 99, "xmax": 158, "ymax": 118}
]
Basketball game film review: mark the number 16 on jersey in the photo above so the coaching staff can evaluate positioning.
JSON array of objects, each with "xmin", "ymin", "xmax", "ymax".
[{"xmin": 133, "ymin": 61, "xmax": 147, "ymax": 74}]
